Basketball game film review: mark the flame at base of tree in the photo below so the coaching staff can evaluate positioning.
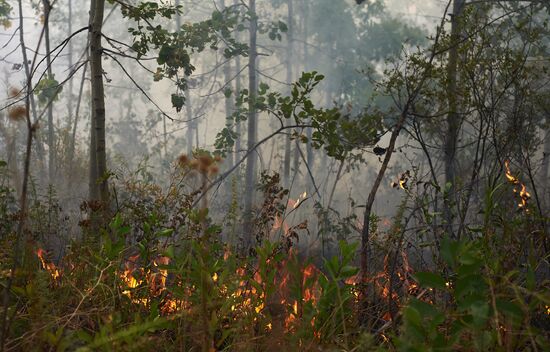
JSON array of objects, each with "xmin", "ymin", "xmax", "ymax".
[{"xmin": 346, "ymin": 251, "xmax": 419, "ymax": 322}]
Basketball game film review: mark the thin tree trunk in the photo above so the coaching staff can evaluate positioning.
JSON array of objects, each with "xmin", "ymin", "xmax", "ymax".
[
  {"xmin": 68, "ymin": 63, "xmax": 87, "ymax": 176},
  {"xmin": 283, "ymin": 0, "xmax": 294, "ymax": 187},
  {"xmin": 233, "ymin": 0, "xmax": 242, "ymax": 169},
  {"xmin": 243, "ymin": 0, "xmax": 258, "ymax": 250},
  {"xmin": 185, "ymin": 89, "xmax": 194, "ymax": 155},
  {"xmin": 43, "ymin": 0, "xmax": 56, "ymax": 185},
  {"xmin": 285, "ymin": 0, "xmax": 293, "ymax": 179},
  {"xmin": 89, "ymin": 0, "xmax": 109, "ymax": 209},
  {"xmin": 443, "ymin": 0, "xmax": 464, "ymax": 239},
  {"xmin": 174, "ymin": 3, "xmax": 196, "ymax": 157},
  {"xmin": 67, "ymin": 0, "xmax": 74, "ymax": 135},
  {"xmin": 303, "ymin": 1, "xmax": 313, "ymax": 175},
  {"xmin": 542, "ymin": 124, "xmax": 550, "ymax": 208},
  {"xmin": 1, "ymin": 1, "xmax": 37, "ymax": 347},
  {"xmin": 220, "ymin": 0, "xmax": 234, "ymax": 170}
]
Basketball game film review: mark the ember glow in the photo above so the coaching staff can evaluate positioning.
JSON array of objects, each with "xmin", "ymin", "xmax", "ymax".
[
  {"xmin": 504, "ymin": 160, "xmax": 531, "ymax": 211},
  {"xmin": 345, "ymin": 251, "xmax": 417, "ymax": 322},
  {"xmin": 504, "ymin": 160, "xmax": 519, "ymax": 184},
  {"xmin": 36, "ymin": 248, "xmax": 61, "ymax": 282},
  {"xmin": 118, "ymin": 255, "xmax": 183, "ymax": 314}
]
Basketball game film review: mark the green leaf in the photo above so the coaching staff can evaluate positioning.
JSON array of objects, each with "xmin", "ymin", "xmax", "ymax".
[
  {"xmin": 495, "ymin": 299, "xmax": 524, "ymax": 321},
  {"xmin": 223, "ymin": 87, "xmax": 232, "ymax": 98},
  {"xmin": 414, "ymin": 272, "xmax": 447, "ymax": 290},
  {"xmin": 171, "ymin": 94, "xmax": 186, "ymax": 112},
  {"xmin": 440, "ymin": 236, "xmax": 459, "ymax": 267},
  {"xmin": 409, "ymin": 298, "xmax": 440, "ymax": 318},
  {"xmin": 455, "ymin": 274, "xmax": 485, "ymax": 298},
  {"xmin": 157, "ymin": 228, "xmax": 174, "ymax": 237},
  {"xmin": 470, "ymin": 301, "xmax": 490, "ymax": 327}
]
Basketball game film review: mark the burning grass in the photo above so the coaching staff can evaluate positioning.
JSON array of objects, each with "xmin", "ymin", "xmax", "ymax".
[
  {"xmin": 29, "ymin": 237, "xmax": 430, "ymax": 351},
  {"xmin": 3, "ymin": 169, "xmax": 547, "ymax": 351}
]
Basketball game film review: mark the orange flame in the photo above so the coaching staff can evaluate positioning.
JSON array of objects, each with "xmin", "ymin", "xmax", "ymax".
[
  {"xmin": 504, "ymin": 160, "xmax": 519, "ymax": 184},
  {"xmin": 118, "ymin": 255, "xmax": 183, "ymax": 314},
  {"xmin": 504, "ymin": 160, "xmax": 531, "ymax": 211},
  {"xmin": 344, "ymin": 251, "xmax": 417, "ymax": 322},
  {"xmin": 36, "ymin": 248, "xmax": 61, "ymax": 281}
]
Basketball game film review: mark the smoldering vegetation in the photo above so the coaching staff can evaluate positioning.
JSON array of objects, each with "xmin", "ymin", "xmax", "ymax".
[{"xmin": 0, "ymin": 0, "xmax": 549, "ymax": 351}]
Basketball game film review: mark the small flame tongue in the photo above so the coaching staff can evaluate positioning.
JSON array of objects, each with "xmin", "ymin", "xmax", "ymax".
[
  {"xmin": 36, "ymin": 248, "xmax": 61, "ymax": 281},
  {"xmin": 504, "ymin": 160, "xmax": 531, "ymax": 211}
]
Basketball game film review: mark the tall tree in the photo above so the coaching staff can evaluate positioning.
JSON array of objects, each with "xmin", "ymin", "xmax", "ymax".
[
  {"xmin": 233, "ymin": 0, "xmax": 242, "ymax": 169},
  {"xmin": 42, "ymin": 0, "xmax": 56, "ymax": 185},
  {"xmin": 174, "ymin": 0, "xmax": 192, "ymax": 157},
  {"xmin": 243, "ymin": 0, "xmax": 258, "ymax": 249},
  {"xmin": 283, "ymin": 0, "xmax": 293, "ymax": 186},
  {"xmin": 89, "ymin": 0, "xmax": 109, "ymax": 212},
  {"xmin": 220, "ymin": 0, "xmax": 235, "ymax": 170},
  {"xmin": 443, "ymin": 0, "xmax": 464, "ymax": 238}
]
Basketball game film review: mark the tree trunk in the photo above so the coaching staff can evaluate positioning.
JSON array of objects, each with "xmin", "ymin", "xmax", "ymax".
[
  {"xmin": 175, "ymin": 1, "xmax": 196, "ymax": 157},
  {"xmin": 443, "ymin": 0, "xmax": 464, "ymax": 239},
  {"xmin": 186, "ymin": 90, "xmax": 196, "ymax": 155},
  {"xmin": 220, "ymin": 0, "xmax": 234, "ymax": 171},
  {"xmin": 288, "ymin": 0, "xmax": 302, "ymax": 188},
  {"xmin": 67, "ymin": 0, "xmax": 74, "ymax": 138},
  {"xmin": 302, "ymin": 1, "xmax": 313, "ymax": 175},
  {"xmin": 233, "ymin": 0, "xmax": 242, "ymax": 169},
  {"xmin": 67, "ymin": 63, "xmax": 85, "ymax": 189},
  {"xmin": 543, "ymin": 127, "xmax": 550, "ymax": 207},
  {"xmin": 243, "ymin": 0, "xmax": 258, "ymax": 250},
  {"xmin": 89, "ymin": 0, "xmax": 109, "ymax": 209},
  {"xmin": 1, "ymin": 1, "xmax": 36, "ymax": 346},
  {"xmin": 283, "ymin": 0, "xmax": 294, "ymax": 187},
  {"xmin": 43, "ymin": 0, "xmax": 55, "ymax": 185}
]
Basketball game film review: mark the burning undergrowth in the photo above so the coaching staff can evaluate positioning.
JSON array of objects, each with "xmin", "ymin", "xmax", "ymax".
[
  {"xmin": 27, "ymin": 171, "xmax": 426, "ymax": 351},
  {"xmin": 17, "ymin": 168, "xmax": 548, "ymax": 351}
]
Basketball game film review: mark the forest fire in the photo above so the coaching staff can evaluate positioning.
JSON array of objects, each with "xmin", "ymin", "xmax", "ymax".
[
  {"xmin": 2, "ymin": 0, "xmax": 548, "ymax": 349},
  {"xmin": 345, "ymin": 251, "xmax": 417, "ymax": 321},
  {"xmin": 36, "ymin": 248, "xmax": 61, "ymax": 282},
  {"xmin": 115, "ymin": 248, "xmax": 325, "ymax": 338},
  {"xmin": 504, "ymin": 160, "xmax": 531, "ymax": 211},
  {"xmin": 118, "ymin": 255, "xmax": 182, "ymax": 314},
  {"xmin": 504, "ymin": 160, "xmax": 519, "ymax": 185}
]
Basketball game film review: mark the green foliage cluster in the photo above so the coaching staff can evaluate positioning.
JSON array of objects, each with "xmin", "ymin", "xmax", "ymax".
[
  {"xmin": 118, "ymin": 1, "xmax": 247, "ymax": 112},
  {"xmin": 216, "ymin": 71, "xmax": 383, "ymax": 160},
  {"xmin": 0, "ymin": 0, "xmax": 11, "ymax": 28},
  {"xmin": 34, "ymin": 74, "xmax": 62, "ymax": 106},
  {"xmin": 400, "ymin": 236, "xmax": 549, "ymax": 351}
]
